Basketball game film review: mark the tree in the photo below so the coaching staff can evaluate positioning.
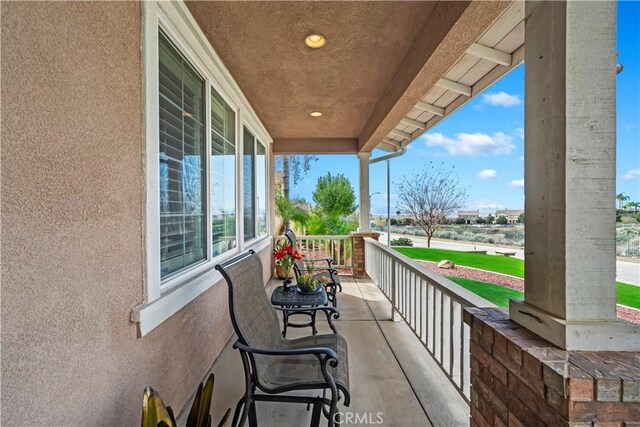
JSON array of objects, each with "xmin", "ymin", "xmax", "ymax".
[
  {"xmin": 275, "ymin": 155, "xmax": 318, "ymax": 230},
  {"xmin": 312, "ymin": 173, "xmax": 357, "ymax": 217},
  {"xmin": 455, "ymin": 217, "xmax": 467, "ymax": 225},
  {"xmin": 496, "ymin": 215, "xmax": 508, "ymax": 225},
  {"xmin": 395, "ymin": 163, "xmax": 468, "ymax": 247},
  {"xmin": 486, "ymin": 214, "xmax": 495, "ymax": 224},
  {"xmin": 624, "ymin": 201, "xmax": 639, "ymax": 213},
  {"xmin": 617, "ymin": 192, "xmax": 630, "ymax": 210},
  {"xmin": 517, "ymin": 213, "xmax": 525, "ymax": 223},
  {"xmin": 274, "ymin": 190, "xmax": 310, "ymax": 235},
  {"xmin": 307, "ymin": 173, "xmax": 359, "ymax": 235},
  {"xmin": 476, "ymin": 217, "xmax": 487, "ymax": 224}
]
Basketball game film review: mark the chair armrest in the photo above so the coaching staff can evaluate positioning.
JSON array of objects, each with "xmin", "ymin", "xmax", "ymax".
[
  {"xmin": 300, "ymin": 258, "xmax": 335, "ymax": 267},
  {"xmin": 233, "ymin": 340, "xmax": 338, "ymax": 360},
  {"xmin": 297, "ymin": 266, "xmax": 339, "ymax": 275}
]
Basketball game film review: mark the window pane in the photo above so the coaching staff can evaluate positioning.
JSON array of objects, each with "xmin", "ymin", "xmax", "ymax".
[
  {"xmin": 256, "ymin": 143, "xmax": 267, "ymax": 236},
  {"xmin": 243, "ymin": 128, "xmax": 256, "ymax": 241},
  {"xmin": 159, "ymin": 32, "xmax": 206, "ymax": 278},
  {"xmin": 211, "ymin": 88, "xmax": 236, "ymax": 257}
]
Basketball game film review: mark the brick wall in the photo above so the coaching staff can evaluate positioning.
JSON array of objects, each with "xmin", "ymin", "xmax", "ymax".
[
  {"xmin": 351, "ymin": 232, "xmax": 380, "ymax": 278},
  {"xmin": 464, "ymin": 308, "xmax": 640, "ymax": 427}
]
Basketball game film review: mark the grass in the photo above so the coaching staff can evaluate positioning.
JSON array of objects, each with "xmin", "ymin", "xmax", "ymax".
[
  {"xmin": 394, "ymin": 247, "xmax": 524, "ymax": 278},
  {"xmin": 394, "ymin": 246, "xmax": 640, "ymax": 309},
  {"xmin": 447, "ymin": 277, "xmax": 523, "ymax": 308},
  {"xmin": 617, "ymin": 282, "xmax": 640, "ymax": 309}
]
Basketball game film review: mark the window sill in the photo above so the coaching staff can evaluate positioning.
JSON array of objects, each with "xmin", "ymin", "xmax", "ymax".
[{"xmin": 131, "ymin": 236, "xmax": 271, "ymax": 336}]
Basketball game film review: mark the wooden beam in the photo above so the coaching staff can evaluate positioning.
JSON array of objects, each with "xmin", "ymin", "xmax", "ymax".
[
  {"xmin": 400, "ymin": 117, "xmax": 427, "ymax": 130},
  {"xmin": 466, "ymin": 42, "xmax": 512, "ymax": 66},
  {"xmin": 382, "ymin": 137, "xmax": 402, "ymax": 147},
  {"xmin": 436, "ymin": 78, "xmax": 472, "ymax": 96},
  {"xmin": 389, "ymin": 128, "xmax": 412, "ymax": 140},
  {"xmin": 272, "ymin": 138, "xmax": 358, "ymax": 154},
  {"xmin": 415, "ymin": 101, "xmax": 445, "ymax": 116}
]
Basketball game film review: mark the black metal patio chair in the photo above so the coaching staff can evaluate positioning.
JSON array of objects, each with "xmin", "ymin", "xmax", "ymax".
[
  {"xmin": 284, "ymin": 229, "xmax": 342, "ymax": 307},
  {"xmin": 216, "ymin": 251, "xmax": 350, "ymax": 427}
]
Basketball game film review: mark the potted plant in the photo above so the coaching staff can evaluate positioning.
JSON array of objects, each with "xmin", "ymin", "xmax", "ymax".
[
  {"xmin": 273, "ymin": 244, "xmax": 301, "ymax": 289},
  {"xmin": 296, "ymin": 263, "xmax": 327, "ymax": 294}
]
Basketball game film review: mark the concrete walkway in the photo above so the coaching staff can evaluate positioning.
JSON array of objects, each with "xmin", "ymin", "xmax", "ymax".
[
  {"xmin": 379, "ymin": 233, "xmax": 640, "ymax": 285},
  {"xmin": 189, "ymin": 278, "xmax": 469, "ymax": 427}
]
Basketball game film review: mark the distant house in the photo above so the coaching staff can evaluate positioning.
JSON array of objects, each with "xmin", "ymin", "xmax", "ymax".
[
  {"xmin": 495, "ymin": 209, "xmax": 524, "ymax": 224},
  {"xmin": 457, "ymin": 210, "xmax": 480, "ymax": 224}
]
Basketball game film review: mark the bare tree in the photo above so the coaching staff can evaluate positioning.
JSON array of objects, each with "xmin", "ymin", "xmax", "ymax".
[{"xmin": 395, "ymin": 163, "xmax": 467, "ymax": 247}]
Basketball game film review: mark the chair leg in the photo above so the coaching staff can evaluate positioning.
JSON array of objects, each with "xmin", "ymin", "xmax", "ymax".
[
  {"xmin": 248, "ymin": 399, "xmax": 258, "ymax": 427},
  {"xmin": 231, "ymin": 397, "xmax": 245, "ymax": 427},
  {"xmin": 310, "ymin": 401, "xmax": 322, "ymax": 427},
  {"xmin": 326, "ymin": 382, "xmax": 339, "ymax": 427}
]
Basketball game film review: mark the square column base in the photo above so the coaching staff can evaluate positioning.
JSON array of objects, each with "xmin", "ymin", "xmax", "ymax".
[
  {"xmin": 509, "ymin": 300, "xmax": 640, "ymax": 351},
  {"xmin": 465, "ymin": 308, "xmax": 640, "ymax": 427},
  {"xmin": 350, "ymin": 232, "xmax": 380, "ymax": 278}
]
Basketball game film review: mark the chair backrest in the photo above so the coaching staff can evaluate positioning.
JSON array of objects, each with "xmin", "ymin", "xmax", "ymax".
[
  {"xmin": 216, "ymin": 251, "xmax": 283, "ymax": 351},
  {"xmin": 284, "ymin": 229, "xmax": 296, "ymax": 249},
  {"xmin": 284, "ymin": 229, "xmax": 304, "ymax": 278}
]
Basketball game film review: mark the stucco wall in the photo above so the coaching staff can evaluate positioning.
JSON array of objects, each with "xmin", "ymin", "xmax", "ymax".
[{"xmin": 1, "ymin": 3, "xmax": 271, "ymax": 425}]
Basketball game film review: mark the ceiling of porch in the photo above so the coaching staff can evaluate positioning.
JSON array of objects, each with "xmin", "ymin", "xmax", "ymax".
[{"xmin": 186, "ymin": 1, "xmax": 518, "ymax": 154}]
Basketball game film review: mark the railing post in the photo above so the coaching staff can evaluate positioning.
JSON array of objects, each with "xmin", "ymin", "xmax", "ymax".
[{"xmin": 390, "ymin": 259, "xmax": 397, "ymax": 322}]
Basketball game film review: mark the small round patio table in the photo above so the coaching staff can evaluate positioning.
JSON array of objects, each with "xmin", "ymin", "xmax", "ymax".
[{"xmin": 270, "ymin": 285, "xmax": 335, "ymax": 337}]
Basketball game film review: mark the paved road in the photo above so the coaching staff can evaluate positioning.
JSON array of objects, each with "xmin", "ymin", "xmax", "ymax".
[{"xmin": 378, "ymin": 233, "xmax": 640, "ymax": 285}]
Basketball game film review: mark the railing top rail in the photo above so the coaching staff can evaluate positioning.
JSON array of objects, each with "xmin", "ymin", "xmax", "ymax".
[{"xmin": 364, "ymin": 237, "xmax": 496, "ymax": 308}]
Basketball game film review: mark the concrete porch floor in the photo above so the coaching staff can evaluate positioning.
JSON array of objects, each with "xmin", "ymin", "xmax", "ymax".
[{"xmin": 188, "ymin": 277, "xmax": 469, "ymax": 427}]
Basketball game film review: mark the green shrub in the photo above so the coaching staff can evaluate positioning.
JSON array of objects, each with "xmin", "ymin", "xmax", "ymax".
[{"xmin": 391, "ymin": 237, "xmax": 413, "ymax": 246}]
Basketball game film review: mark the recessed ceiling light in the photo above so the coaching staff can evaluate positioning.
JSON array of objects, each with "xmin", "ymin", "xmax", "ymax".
[
  {"xmin": 305, "ymin": 34, "xmax": 326, "ymax": 49},
  {"xmin": 310, "ymin": 111, "xmax": 323, "ymax": 117}
]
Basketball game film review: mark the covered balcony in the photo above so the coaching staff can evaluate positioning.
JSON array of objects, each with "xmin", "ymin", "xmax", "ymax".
[{"xmin": 2, "ymin": 1, "xmax": 638, "ymax": 427}]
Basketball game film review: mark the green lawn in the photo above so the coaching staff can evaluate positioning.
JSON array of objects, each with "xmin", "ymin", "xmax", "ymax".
[
  {"xmin": 617, "ymin": 282, "xmax": 640, "ymax": 309},
  {"xmin": 394, "ymin": 247, "xmax": 524, "ymax": 277},
  {"xmin": 447, "ymin": 277, "xmax": 523, "ymax": 308},
  {"xmin": 394, "ymin": 246, "xmax": 640, "ymax": 309}
]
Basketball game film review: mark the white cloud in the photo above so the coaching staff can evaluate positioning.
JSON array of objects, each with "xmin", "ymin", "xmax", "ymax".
[
  {"xmin": 515, "ymin": 127, "xmax": 524, "ymax": 140},
  {"xmin": 482, "ymin": 91, "xmax": 522, "ymax": 107},
  {"xmin": 623, "ymin": 123, "xmax": 636, "ymax": 130},
  {"xmin": 622, "ymin": 169, "xmax": 640, "ymax": 180},
  {"xmin": 423, "ymin": 132, "xmax": 515, "ymax": 156},
  {"xmin": 518, "ymin": 155, "xmax": 525, "ymax": 161},
  {"xmin": 477, "ymin": 169, "xmax": 498, "ymax": 180},
  {"xmin": 510, "ymin": 179, "xmax": 525, "ymax": 188}
]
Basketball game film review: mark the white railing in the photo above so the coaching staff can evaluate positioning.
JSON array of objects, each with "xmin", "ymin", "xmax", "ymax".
[
  {"xmin": 274, "ymin": 235, "xmax": 353, "ymax": 270},
  {"xmin": 364, "ymin": 237, "xmax": 495, "ymax": 402}
]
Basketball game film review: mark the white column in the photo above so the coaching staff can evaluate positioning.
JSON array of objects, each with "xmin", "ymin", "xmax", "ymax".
[
  {"xmin": 510, "ymin": 0, "xmax": 638, "ymax": 351},
  {"xmin": 358, "ymin": 151, "xmax": 371, "ymax": 232}
]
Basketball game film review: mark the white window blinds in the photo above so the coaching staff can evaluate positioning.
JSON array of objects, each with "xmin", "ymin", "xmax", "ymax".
[{"xmin": 158, "ymin": 32, "xmax": 206, "ymax": 278}]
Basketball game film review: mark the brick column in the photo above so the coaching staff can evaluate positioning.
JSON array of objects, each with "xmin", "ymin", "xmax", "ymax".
[
  {"xmin": 351, "ymin": 232, "xmax": 379, "ymax": 278},
  {"xmin": 464, "ymin": 308, "xmax": 640, "ymax": 427}
]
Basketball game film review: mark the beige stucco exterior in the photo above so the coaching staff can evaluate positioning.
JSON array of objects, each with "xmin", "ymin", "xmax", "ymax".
[{"xmin": 1, "ymin": 3, "xmax": 272, "ymax": 425}]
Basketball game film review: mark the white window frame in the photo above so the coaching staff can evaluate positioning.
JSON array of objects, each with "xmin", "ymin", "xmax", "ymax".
[{"xmin": 132, "ymin": 1, "xmax": 271, "ymax": 336}]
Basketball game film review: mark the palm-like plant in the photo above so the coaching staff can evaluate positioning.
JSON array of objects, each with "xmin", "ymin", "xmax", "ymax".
[
  {"xmin": 275, "ymin": 191, "xmax": 311, "ymax": 235},
  {"xmin": 617, "ymin": 192, "xmax": 630, "ymax": 209}
]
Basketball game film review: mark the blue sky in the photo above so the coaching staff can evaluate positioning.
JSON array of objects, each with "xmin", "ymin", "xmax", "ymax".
[{"xmin": 289, "ymin": 2, "xmax": 639, "ymax": 216}]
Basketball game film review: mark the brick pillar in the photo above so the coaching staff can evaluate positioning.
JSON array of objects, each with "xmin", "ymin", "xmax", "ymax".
[
  {"xmin": 464, "ymin": 308, "xmax": 640, "ymax": 427},
  {"xmin": 350, "ymin": 232, "xmax": 379, "ymax": 278}
]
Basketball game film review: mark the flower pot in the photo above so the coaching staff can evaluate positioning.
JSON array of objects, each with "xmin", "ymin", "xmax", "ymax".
[{"xmin": 275, "ymin": 264, "xmax": 293, "ymax": 280}]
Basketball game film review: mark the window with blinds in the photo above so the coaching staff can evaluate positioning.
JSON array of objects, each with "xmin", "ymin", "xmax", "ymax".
[
  {"xmin": 159, "ymin": 32, "xmax": 206, "ymax": 278},
  {"xmin": 243, "ymin": 128, "xmax": 256, "ymax": 241},
  {"xmin": 211, "ymin": 88, "xmax": 236, "ymax": 257}
]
